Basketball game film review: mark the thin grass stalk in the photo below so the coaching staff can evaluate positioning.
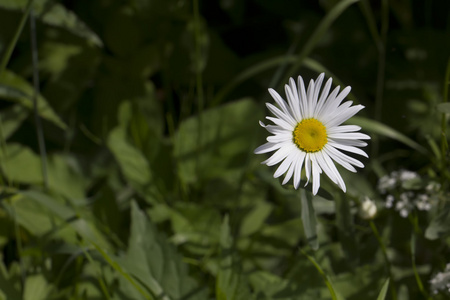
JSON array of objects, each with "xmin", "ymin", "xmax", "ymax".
[
  {"xmin": 372, "ymin": 0, "xmax": 388, "ymax": 158},
  {"xmin": 283, "ymin": 0, "xmax": 359, "ymax": 85},
  {"xmin": 440, "ymin": 57, "xmax": 450, "ymax": 178},
  {"xmin": 369, "ymin": 220, "xmax": 397, "ymax": 300},
  {"xmin": 193, "ymin": 0, "xmax": 204, "ymax": 180},
  {"xmin": 0, "ymin": 0, "xmax": 33, "ymax": 75},
  {"xmin": 300, "ymin": 249, "xmax": 339, "ymax": 300},
  {"xmin": 30, "ymin": 8, "xmax": 49, "ymax": 189},
  {"xmin": 410, "ymin": 232, "xmax": 432, "ymax": 300}
]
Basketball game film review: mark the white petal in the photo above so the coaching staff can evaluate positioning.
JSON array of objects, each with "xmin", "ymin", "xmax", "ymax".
[
  {"xmin": 322, "ymin": 86, "xmax": 351, "ymax": 116},
  {"xmin": 304, "ymin": 153, "xmax": 311, "ymax": 186},
  {"xmin": 293, "ymin": 151, "xmax": 306, "ymax": 189},
  {"xmin": 311, "ymin": 157, "xmax": 321, "ymax": 195},
  {"xmin": 313, "ymin": 77, "xmax": 332, "ymax": 117},
  {"xmin": 297, "ymin": 76, "xmax": 308, "ymax": 120},
  {"xmin": 328, "ymin": 141, "xmax": 368, "ymax": 157},
  {"xmin": 263, "ymin": 144, "xmax": 294, "ymax": 166},
  {"xmin": 274, "ymin": 152, "xmax": 296, "ymax": 178},
  {"xmin": 326, "ymin": 145, "xmax": 364, "ymax": 168},
  {"xmin": 306, "ymin": 79, "xmax": 315, "ymax": 118},
  {"xmin": 332, "ymin": 139, "xmax": 368, "ymax": 147},
  {"xmin": 254, "ymin": 142, "xmax": 284, "ymax": 154},
  {"xmin": 266, "ymin": 116, "xmax": 295, "ymax": 131},
  {"xmin": 319, "ymin": 151, "xmax": 346, "ymax": 192},
  {"xmin": 266, "ymin": 103, "xmax": 297, "ymax": 127},
  {"xmin": 285, "ymin": 84, "xmax": 302, "ymax": 121},
  {"xmin": 323, "ymin": 145, "xmax": 357, "ymax": 172},
  {"xmin": 268, "ymin": 88, "xmax": 292, "ymax": 116},
  {"xmin": 312, "ymin": 73, "xmax": 325, "ymax": 111},
  {"xmin": 288, "ymin": 78, "xmax": 302, "ymax": 120},
  {"xmin": 327, "ymin": 125, "xmax": 361, "ymax": 134},
  {"xmin": 317, "ymin": 85, "xmax": 340, "ymax": 117},
  {"xmin": 267, "ymin": 133, "xmax": 293, "ymax": 143},
  {"xmin": 325, "ymin": 105, "xmax": 365, "ymax": 127},
  {"xmin": 328, "ymin": 132, "xmax": 371, "ymax": 140}
]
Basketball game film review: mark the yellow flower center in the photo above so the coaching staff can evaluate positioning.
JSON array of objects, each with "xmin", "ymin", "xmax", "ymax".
[{"xmin": 293, "ymin": 118, "xmax": 328, "ymax": 152}]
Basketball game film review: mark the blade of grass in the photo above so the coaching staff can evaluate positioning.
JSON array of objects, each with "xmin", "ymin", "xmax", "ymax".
[
  {"xmin": 376, "ymin": 279, "xmax": 390, "ymax": 300},
  {"xmin": 30, "ymin": 8, "xmax": 48, "ymax": 189},
  {"xmin": 212, "ymin": 56, "xmax": 356, "ymax": 106},
  {"xmin": 349, "ymin": 116, "xmax": 428, "ymax": 154},
  {"xmin": 440, "ymin": 57, "xmax": 450, "ymax": 179},
  {"xmin": 0, "ymin": 0, "xmax": 33, "ymax": 75},
  {"xmin": 300, "ymin": 249, "xmax": 342, "ymax": 300},
  {"xmin": 284, "ymin": 0, "xmax": 360, "ymax": 83},
  {"xmin": 369, "ymin": 221, "xmax": 397, "ymax": 300},
  {"xmin": 92, "ymin": 243, "xmax": 154, "ymax": 300}
]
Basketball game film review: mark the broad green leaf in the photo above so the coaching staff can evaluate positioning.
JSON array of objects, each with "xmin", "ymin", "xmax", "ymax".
[
  {"xmin": 349, "ymin": 116, "xmax": 427, "ymax": 153},
  {"xmin": 117, "ymin": 202, "xmax": 207, "ymax": 300},
  {"xmin": 240, "ymin": 201, "xmax": 272, "ymax": 237},
  {"xmin": 0, "ymin": 260, "xmax": 20, "ymax": 300},
  {"xmin": 301, "ymin": 189, "xmax": 318, "ymax": 250},
  {"xmin": 169, "ymin": 202, "xmax": 222, "ymax": 250},
  {"xmin": 174, "ymin": 98, "xmax": 262, "ymax": 184},
  {"xmin": 376, "ymin": 279, "xmax": 390, "ymax": 300},
  {"xmin": 0, "ymin": 70, "xmax": 66, "ymax": 129},
  {"xmin": 216, "ymin": 216, "xmax": 253, "ymax": 300},
  {"xmin": 425, "ymin": 205, "xmax": 450, "ymax": 240},
  {"xmin": 0, "ymin": 143, "xmax": 86, "ymax": 200},
  {"xmin": 23, "ymin": 275, "xmax": 52, "ymax": 300},
  {"xmin": 107, "ymin": 126, "xmax": 152, "ymax": 187},
  {"xmin": 0, "ymin": 1, "xmax": 102, "ymax": 47}
]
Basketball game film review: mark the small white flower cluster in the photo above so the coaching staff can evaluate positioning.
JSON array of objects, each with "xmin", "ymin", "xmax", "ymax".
[
  {"xmin": 377, "ymin": 170, "xmax": 438, "ymax": 218},
  {"xmin": 430, "ymin": 264, "xmax": 450, "ymax": 294}
]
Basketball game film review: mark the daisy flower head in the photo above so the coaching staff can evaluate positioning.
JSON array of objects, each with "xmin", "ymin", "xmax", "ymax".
[{"xmin": 254, "ymin": 73, "xmax": 370, "ymax": 195}]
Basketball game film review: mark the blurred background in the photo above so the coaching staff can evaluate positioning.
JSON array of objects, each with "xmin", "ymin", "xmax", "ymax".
[{"xmin": 0, "ymin": 0, "xmax": 449, "ymax": 299}]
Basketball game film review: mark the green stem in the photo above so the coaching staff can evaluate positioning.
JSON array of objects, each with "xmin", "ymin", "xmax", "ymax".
[
  {"xmin": 440, "ymin": 57, "xmax": 450, "ymax": 180},
  {"xmin": 369, "ymin": 221, "xmax": 397, "ymax": 300},
  {"xmin": 193, "ymin": 0, "xmax": 204, "ymax": 180},
  {"xmin": 30, "ymin": 8, "xmax": 49, "ymax": 189},
  {"xmin": 0, "ymin": 0, "xmax": 33, "ymax": 75},
  {"xmin": 410, "ymin": 232, "xmax": 432, "ymax": 300},
  {"xmin": 372, "ymin": 0, "xmax": 389, "ymax": 158}
]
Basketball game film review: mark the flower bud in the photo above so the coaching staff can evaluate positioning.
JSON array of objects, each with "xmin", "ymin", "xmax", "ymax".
[{"xmin": 358, "ymin": 197, "xmax": 377, "ymax": 220}]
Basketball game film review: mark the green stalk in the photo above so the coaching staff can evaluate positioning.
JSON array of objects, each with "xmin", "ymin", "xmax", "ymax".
[
  {"xmin": 193, "ymin": 0, "xmax": 204, "ymax": 179},
  {"xmin": 440, "ymin": 57, "xmax": 450, "ymax": 178},
  {"xmin": 369, "ymin": 221, "xmax": 397, "ymax": 300},
  {"xmin": 0, "ymin": 0, "xmax": 33, "ymax": 75},
  {"xmin": 372, "ymin": 0, "xmax": 389, "ymax": 158},
  {"xmin": 30, "ymin": 8, "xmax": 49, "ymax": 189}
]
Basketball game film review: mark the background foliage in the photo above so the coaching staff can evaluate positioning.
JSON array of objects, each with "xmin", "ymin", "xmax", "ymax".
[{"xmin": 0, "ymin": 0, "xmax": 449, "ymax": 299}]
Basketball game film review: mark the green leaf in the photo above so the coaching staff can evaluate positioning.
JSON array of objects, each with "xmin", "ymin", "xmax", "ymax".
[
  {"xmin": 425, "ymin": 205, "xmax": 450, "ymax": 240},
  {"xmin": 0, "ymin": 260, "xmax": 21, "ymax": 300},
  {"xmin": 0, "ymin": 104, "xmax": 28, "ymax": 140},
  {"xmin": 118, "ymin": 202, "xmax": 207, "ymax": 300},
  {"xmin": 301, "ymin": 189, "xmax": 318, "ymax": 250},
  {"xmin": 376, "ymin": 279, "xmax": 390, "ymax": 300},
  {"xmin": 23, "ymin": 275, "xmax": 52, "ymax": 300},
  {"xmin": 0, "ymin": 70, "xmax": 67, "ymax": 129},
  {"xmin": 0, "ymin": 143, "xmax": 87, "ymax": 200},
  {"xmin": 239, "ymin": 201, "xmax": 272, "ymax": 237},
  {"xmin": 349, "ymin": 116, "xmax": 427, "ymax": 153},
  {"xmin": 437, "ymin": 102, "xmax": 450, "ymax": 113},
  {"xmin": 107, "ymin": 116, "xmax": 152, "ymax": 188},
  {"xmin": 174, "ymin": 98, "xmax": 262, "ymax": 184}
]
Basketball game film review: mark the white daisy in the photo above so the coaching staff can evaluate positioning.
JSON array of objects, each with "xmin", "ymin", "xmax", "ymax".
[{"xmin": 254, "ymin": 73, "xmax": 370, "ymax": 195}]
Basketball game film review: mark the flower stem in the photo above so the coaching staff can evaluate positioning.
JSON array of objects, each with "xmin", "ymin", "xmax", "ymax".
[{"xmin": 369, "ymin": 220, "xmax": 397, "ymax": 300}]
